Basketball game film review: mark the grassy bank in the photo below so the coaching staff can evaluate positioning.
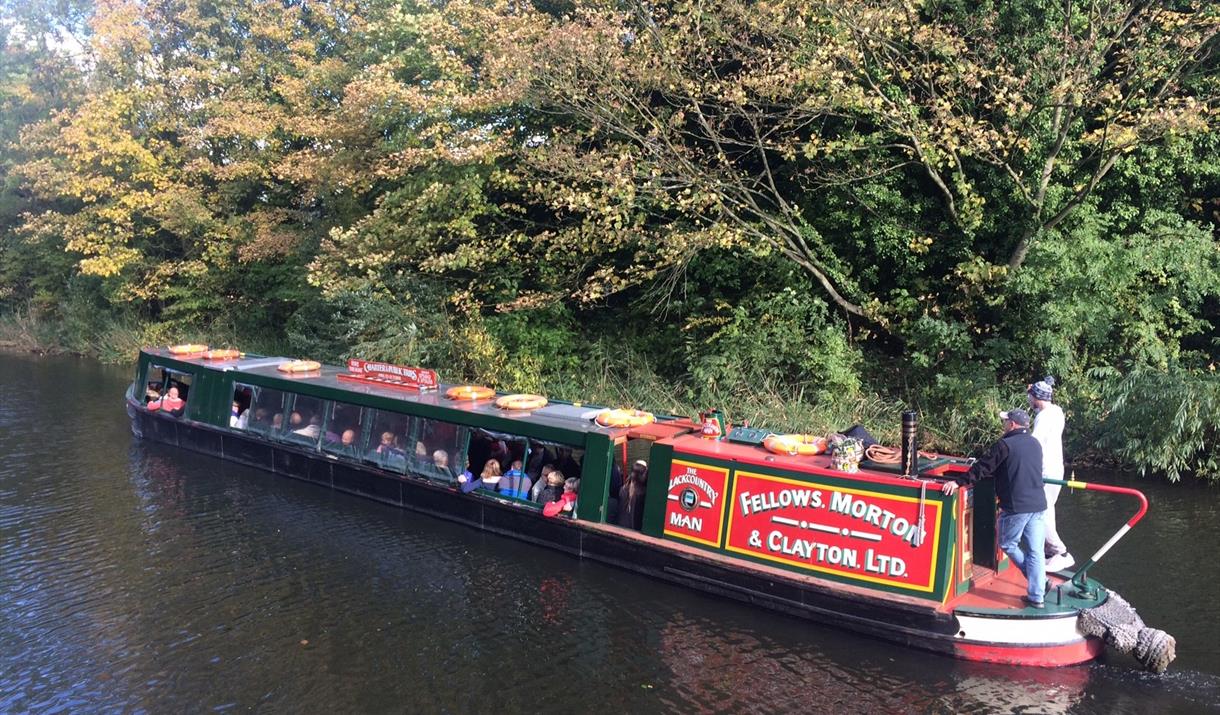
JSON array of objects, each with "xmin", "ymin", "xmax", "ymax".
[{"xmin": 9, "ymin": 309, "xmax": 1215, "ymax": 484}]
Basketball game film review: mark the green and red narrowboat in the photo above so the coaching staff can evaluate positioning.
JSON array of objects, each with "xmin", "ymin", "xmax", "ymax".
[{"xmin": 125, "ymin": 346, "xmax": 1170, "ymax": 670}]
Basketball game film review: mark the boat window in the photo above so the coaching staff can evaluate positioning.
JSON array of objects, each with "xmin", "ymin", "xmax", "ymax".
[
  {"xmin": 280, "ymin": 393, "xmax": 324, "ymax": 447},
  {"xmin": 412, "ymin": 417, "xmax": 465, "ymax": 482},
  {"xmin": 523, "ymin": 443, "xmax": 586, "ymax": 512},
  {"xmin": 363, "ymin": 409, "xmax": 412, "ymax": 474},
  {"xmin": 244, "ymin": 386, "xmax": 288, "ymax": 434},
  {"xmin": 321, "ymin": 401, "xmax": 365, "ymax": 458},
  {"xmin": 466, "ymin": 430, "xmax": 527, "ymax": 490},
  {"xmin": 145, "ymin": 364, "xmax": 193, "ymax": 418},
  {"xmin": 230, "ymin": 385, "xmax": 254, "ymax": 429}
]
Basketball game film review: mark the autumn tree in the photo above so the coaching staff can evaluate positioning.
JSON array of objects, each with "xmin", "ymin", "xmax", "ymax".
[{"xmin": 344, "ymin": 0, "xmax": 1217, "ymax": 337}]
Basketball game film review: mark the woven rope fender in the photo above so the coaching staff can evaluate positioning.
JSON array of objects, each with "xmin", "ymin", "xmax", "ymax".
[{"xmin": 1078, "ymin": 590, "xmax": 1176, "ymax": 673}]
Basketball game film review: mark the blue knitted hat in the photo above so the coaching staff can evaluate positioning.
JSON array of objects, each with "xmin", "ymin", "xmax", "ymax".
[{"xmin": 1028, "ymin": 376, "xmax": 1055, "ymax": 401}]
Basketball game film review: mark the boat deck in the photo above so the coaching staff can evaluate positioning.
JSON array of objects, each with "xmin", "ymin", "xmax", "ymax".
[{"xmin": 665, "ymin": 433, "xmax": 970, "ymax": 492}]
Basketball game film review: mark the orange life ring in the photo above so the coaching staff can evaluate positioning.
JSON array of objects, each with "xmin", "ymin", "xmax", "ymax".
[
  {"xmin": 202, "ymin": 349, "xmax": 241, "ymax": 361},
  {"xmin": 595, "ymin": 409, "xmax": 656, "ymax": 428},
  {"xmin": 277, "ymin": 360, "xmax": 322, "ymax": 373},
  {"xmin": 168, "ymin": 343, "xmax": 209, "ymax": 355},
  {"xmin": 446, "ymin": 385, "xmax": 496, "ymax": 400},
  {"xmin": 495, "ymin": 393, "xmax": 548, "ymax": 410},
  {"xmin": 763, "ymin": 433, "xmax": 827, "ymax": 456}
]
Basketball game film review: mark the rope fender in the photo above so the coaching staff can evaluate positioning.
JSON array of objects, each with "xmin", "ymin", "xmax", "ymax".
[{"xmin": 1078, "ymin": 590, "xmax": 1176, "ymax": 673}]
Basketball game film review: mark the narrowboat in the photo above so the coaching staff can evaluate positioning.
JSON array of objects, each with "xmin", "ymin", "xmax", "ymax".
[{"xmin": 125, "ymin": 347, "xmax": 1173, "ymax": 670}]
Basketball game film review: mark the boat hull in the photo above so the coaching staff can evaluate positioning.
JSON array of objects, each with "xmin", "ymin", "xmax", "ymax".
[{"xmin": 127, "ymin": 403, "xmax": 1100, "ymax": 667}]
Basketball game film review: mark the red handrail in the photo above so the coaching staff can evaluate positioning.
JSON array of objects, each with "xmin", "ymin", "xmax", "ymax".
[{"xmin": 1044, "ymin": 476, "xmax": 1149, "ymax": 596}]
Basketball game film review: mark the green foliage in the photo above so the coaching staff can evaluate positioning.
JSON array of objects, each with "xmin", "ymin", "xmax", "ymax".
[
  {"xmin": 1091, "ymin": 367, "xmax": 1220, "ymax": 482},
  {"xmin": 1, "ymin": 0, "xmax": 1218, "ymax": 482},
  {"xmin": 683, "ymin": 286, "xmax": 862, "ymax": 405}
]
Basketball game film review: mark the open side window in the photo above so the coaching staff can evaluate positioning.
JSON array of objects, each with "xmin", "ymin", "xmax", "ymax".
[
  {"xmin": 145, "ymin": 364, "xmax": 194, "ymax": 418},
  {"xmin": 229, "ymin": 384, "xmax": 255, "ymax": 429}
]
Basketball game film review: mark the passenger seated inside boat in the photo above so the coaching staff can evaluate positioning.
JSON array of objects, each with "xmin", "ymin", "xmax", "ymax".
[
  {"xmin": 616, "ymin": 460, "xmax": 648, "ymax": 530},
  {"xmin": 543, "ymin": 477, "xmax": 579, "ymax": 517},
  {"xmin": 535, "ymin": 469, "xmax": 564, "ymax": 505},
  {"xmin": 291, "ymin": 413, "xmax": 322, "ymax": 441},
  {"xmin": 160, "ymin": 386, "xmax": 186, "ymax": 416},
  {"xmin": 229, "ymin": 387, "xmax": 253, "ymax": 429},
  {"xmin": 325, "ymin": 428, "xmax": 359, "ymax": 457},
  {"xmin": 459, "ymin": 459, "xmax": 503, "ymax": 494},
  {"xmin": 531, "ymin": 464, "xmax": 556, "ymax": 501},
  {"xmin": 498, "ymin": 459, "xmax": 531, "ymax": 500},
  {"xmin": 270, "ymin": 413, "xmax": 283, "ymax": 431},
  {"xmin": 373, "ymin": 431, "xmax": 401, "ymax": 455},
  {"xmin": 429, "ymin": 449, "xmax": 455, "ymax": 480},
  {"xmin": 369, "ymin": 430, "xmax": 407, "ymax": 470}
]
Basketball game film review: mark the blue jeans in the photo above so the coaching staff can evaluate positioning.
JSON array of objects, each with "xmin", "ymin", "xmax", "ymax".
[{"xmin": 998, "ymin": 509, "xmax": 1046, "ymax": 603}]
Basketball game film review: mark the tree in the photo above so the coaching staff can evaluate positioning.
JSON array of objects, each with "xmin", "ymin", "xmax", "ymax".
[{"xmin": 379, "ymin": 0, "xmax": 1218, "ymax": 331}]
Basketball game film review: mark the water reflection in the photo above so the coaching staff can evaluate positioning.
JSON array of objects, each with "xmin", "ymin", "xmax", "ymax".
[{"xmin": 1, "ymin": 353, "xmax": 1219, "ymax": 713}]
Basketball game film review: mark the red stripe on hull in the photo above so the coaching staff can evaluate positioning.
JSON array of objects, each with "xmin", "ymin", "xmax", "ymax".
[{"xmin": 955, "ymin": 637, "xmax": 1103, "ymax": 667}]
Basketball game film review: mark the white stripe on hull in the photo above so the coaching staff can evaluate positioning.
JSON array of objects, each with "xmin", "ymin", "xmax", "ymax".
[{"xmin": 955, "ymin": 613, "xmax": 1085, "ymax": 645}]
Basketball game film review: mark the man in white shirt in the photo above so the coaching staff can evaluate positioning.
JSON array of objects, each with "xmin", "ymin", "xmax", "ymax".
[{"xmin": 1029, "ymin": 376, "xmax": 1073, "ymax": 571}]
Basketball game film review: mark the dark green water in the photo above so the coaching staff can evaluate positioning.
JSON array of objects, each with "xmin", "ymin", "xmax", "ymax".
[{"xmin": 1, "ymin": 353, "xmax": 1218, "ymax": 713}]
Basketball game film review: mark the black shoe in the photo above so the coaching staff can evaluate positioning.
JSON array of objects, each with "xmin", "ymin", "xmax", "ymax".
[{"xmin": 1022, "ymin": 596, "xmax": 1045, "ymax": 609}]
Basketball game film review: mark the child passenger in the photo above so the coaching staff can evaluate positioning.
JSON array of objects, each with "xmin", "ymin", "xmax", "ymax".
[
  {"xmin": 535, "ymin": 469, "xmax": 565, "ymax": 505},
  {"xmin": 459, "ymin": 459, "xmax": 503, "ymax": 494},
  {"xmin": 543, "ymin": 478, "xmax": 580, "ymax": 518}
]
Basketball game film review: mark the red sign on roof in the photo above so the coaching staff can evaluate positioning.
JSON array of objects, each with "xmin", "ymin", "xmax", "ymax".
[{"xmin": 339, "ymin": 359, "xmax": 439, "ymax": 391}]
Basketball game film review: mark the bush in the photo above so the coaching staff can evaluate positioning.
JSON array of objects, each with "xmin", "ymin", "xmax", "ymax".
[{"xmin": 1091, "ymin": 366, "xmax": 1220, "ymax": 483}]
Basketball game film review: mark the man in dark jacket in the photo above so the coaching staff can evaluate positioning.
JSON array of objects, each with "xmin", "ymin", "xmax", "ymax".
[{"xmin": 942, "ymin": 409, "xmax": 1048, "ymax": 608}]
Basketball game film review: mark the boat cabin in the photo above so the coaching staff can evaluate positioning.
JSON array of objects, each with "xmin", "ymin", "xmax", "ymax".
[{"xmin": 131, "ymin": 348, "xmax": 998, "ymax": 604}]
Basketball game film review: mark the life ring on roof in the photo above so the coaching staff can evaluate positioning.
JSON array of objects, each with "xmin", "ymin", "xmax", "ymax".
[
  {"xmin": 202, "ymin": 348, "xmax": 241, "ymax": 361},
  {"xmin": 595, "ymin": 409, "xmax": 655, "ymax": 428},
  {"xmin": 446, "ymin": 385, "xmax": 495, "ymax": 400},
  {"xmin": 763, "ymin": 433, "xmax": 827, "ymax": 456},
  {"xmin": 168, "ymin": 343, "xmax": 209, "ymax": 355},
  {"xmin": 277, "ymin": 360, "xmax": 322, "ymax": 373},
  {"xmin": 495, "ymin": 393, "xmax": 548, "ymax": 410}
]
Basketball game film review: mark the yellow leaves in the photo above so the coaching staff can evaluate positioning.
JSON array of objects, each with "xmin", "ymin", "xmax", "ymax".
[{"xmin": 908, "ymin": 236, "xmax": 934, "ymax": 255}]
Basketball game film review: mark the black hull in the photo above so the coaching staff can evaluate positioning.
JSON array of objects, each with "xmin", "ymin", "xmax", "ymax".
[{"xmin": 129, "ymin": 404, "xmax": 964, "ymax": 656}]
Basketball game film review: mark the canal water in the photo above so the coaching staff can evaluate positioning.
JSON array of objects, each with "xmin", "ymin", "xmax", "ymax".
[{"xmin": 1, "ymin": 353, "xmax": 1218, "ymax": 713}]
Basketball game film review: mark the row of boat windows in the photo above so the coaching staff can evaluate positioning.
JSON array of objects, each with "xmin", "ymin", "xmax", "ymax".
[
  {"xmin": 139, "ymin": 364, "xmax": 655, "ymax": 529},
  {"xmin": 139, "ymin": 365, "xmax": 588, "ymax": 512},
  {"xmin": 229, "ymin": 383, "xmax": 586, "ymax": 504}
]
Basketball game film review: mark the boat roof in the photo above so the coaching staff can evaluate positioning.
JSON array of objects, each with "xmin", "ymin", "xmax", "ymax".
[
  {"xmin": 141, "ymin": 347, "xmax": 663, "ymax": 437},
  {"xmin": 665, "ymin": 432, "xmax": 967, "ymax": 491}
]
